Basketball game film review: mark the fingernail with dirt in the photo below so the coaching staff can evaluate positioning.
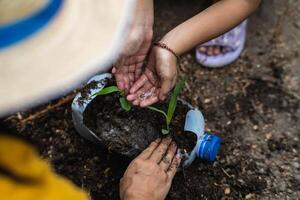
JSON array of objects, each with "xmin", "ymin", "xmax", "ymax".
[
  {"xmin": 163, "ymin": 136, "xmax": 172, "ymax": 143},
  {"xmin": 171, "ymin": 142, "xmax": 177, "ymax": 149},
  {"xmin": 155, "ymin": 138, "xmax": 161, "ymax": 143}
]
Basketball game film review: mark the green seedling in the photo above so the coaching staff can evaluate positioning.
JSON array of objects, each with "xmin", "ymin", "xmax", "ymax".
[
  {"xmin": 148, "ymin": 79, "xmax": 185, "ymax": 135},
  {"xmin": 93, "ymin": 86, "xmax": 132, "ymax": 111}
]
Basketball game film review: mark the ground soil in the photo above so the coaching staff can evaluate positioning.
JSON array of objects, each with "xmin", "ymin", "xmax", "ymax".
[{"xmin": 2, "ymin": 0, "xmax": 300, "ymax": 199}]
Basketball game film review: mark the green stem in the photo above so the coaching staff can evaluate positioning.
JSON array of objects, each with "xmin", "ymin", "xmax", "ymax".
[{"xmin": 147, "ymin": 106, "xmax": 169, "ymax": 129}]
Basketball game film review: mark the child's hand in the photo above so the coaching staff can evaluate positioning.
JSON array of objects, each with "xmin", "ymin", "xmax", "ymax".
[
  {"xmin": 112, "ymin": 0, "xmax": 153, "ymax": 93},
  {"xmin": 112, "ymin": 29, "xmax": 152, "ymax": 92},
  {"xmin": 127, "ymin": 45, "xmax": 178, "ymax": 107}
]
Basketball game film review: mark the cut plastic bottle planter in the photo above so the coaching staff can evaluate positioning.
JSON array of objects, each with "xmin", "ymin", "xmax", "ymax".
[{"xmin": 71, "ymin": 73, "xmax": 221, "ymax": 167}]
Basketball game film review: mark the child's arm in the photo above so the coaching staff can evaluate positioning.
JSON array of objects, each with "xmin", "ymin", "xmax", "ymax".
[
  {"xmin": 128, "ymin": 0, "xmax": 261, "ymax": 107},
  {"xmin": 160, "ymin": 0, "xmax": 261, "ymax": 55}
]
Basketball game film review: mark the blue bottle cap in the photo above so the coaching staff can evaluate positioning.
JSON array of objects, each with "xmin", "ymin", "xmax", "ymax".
[{"xmin": 197, "ymin": 133, "xmax": 221, "ymax": 162}]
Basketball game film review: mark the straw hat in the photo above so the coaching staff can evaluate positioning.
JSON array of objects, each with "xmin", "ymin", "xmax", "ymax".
[{"xmin": 0, "ymin": 0, "xmax": 135, "ymax": 116}]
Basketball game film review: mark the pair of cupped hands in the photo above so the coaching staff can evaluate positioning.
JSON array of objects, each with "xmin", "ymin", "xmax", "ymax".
[
  {"xmin": 115, "ymin": 6, "xmax": 181, "ymax": 200},
  {"xmin": 112, "ymin": 15, "xmax": 177, "ymax": 108}
]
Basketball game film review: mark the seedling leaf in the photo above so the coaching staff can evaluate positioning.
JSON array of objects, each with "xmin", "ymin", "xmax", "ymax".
[
  {"xmin": 119, "ymin": 97, "xmax": 132, "ymax": 111},
  {"xmin": 93, "ymin": 86, "xmax": 119, "ymax": 97},
  {"xmin": 166, "ymin": 79, "xmax": 185, "ymax": 125},
  {"xmin": 161, "ymin": 128, "xmax": 169, "ymax": 135},
  {"xmin": 148, "ymin": 106, "xmax": 168, "ymax": 121}
]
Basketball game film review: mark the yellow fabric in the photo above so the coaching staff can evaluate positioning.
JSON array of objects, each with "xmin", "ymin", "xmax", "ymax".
[{"xmin": 0, "ymin": 135, "xmax": 89, "ymax": 200}]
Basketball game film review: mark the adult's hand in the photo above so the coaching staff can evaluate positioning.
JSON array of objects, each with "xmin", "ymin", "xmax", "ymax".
[
  {"xmin": 112, "ymin": 0, "xmax": 154, "ymax": 93},
  {"xmin": 127, "ymin": 45, "xmax": 178, "ymax": 107},
  {"xmin": 120, "ymin": 137, "xmax": 181, "ymax": 200}
]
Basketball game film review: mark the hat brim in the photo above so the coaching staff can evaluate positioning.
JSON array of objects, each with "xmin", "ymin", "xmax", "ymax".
[{"xmin": 0, "ymin": 0, "xmax": 135, "ymax": 116}]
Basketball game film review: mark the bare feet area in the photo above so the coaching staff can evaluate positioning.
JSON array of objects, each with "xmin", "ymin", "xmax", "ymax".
[{"xmin": 3, "ymin": 0, "xmax": 300, "ymax": 199}]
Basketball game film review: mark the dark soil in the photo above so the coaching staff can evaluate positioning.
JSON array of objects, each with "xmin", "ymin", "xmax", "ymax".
[
  {"xmin": 83, "ymin": 82, "xmax": 196, "ymax": 157},
  {"xmin": 77, "ymin": 79, "xmax": 108, "ymax": 107}
]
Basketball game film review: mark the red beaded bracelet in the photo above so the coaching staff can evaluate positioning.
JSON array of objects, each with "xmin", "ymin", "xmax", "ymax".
[{"xmin": 153, "ymin": 42, "xmax": 180, "ymax": 60}]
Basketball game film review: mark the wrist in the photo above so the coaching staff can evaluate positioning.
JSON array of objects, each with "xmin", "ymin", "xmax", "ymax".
[
  {"xmin": 154, "ymin": 42, "xmax": 179, "ymax": 61},
  {"xmin": 159, "ymin": 31, "xmax": 181, "ymax": 56},
  {"xmin": 134, "ymin": 0, "xmax": 154, "ymax": 27}
]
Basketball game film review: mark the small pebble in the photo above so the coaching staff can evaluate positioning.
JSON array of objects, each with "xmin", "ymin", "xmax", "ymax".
[
  {"xmin": 265, "ymin": 133, "xmax": 272, "ymax": 140},
  {"xmin": 204, "ymin": 98, "xmax": 211, "ymax": 104},
  {"xmin": 245, "ymin": 193, "xmax": 255, "ymax": 199},
  {"xmin": 124, "ymin": 125, "xmax": 130, "ymax": 132},
  {"xmin": 259, "ymin": 168, "xmax": 265, "ymax": 174},
  {"xmin": 224, "ymin": 187, "xmax": 230, "ymax": 195},
  {"xmin": 104, "ymin": 168, "xmax": 111, "ymax": 176},
  {"xmin": 97, "ymin": 183, "xmax": 103, "ymax": 189},
  {"xmin": 226, "ymin": 121, "xmax": 232, "ymax": 126},
  {"xmin": 253, "ymin": 125, "xmax": 259, "ymax": 131},
  {"xmin": 292, "ymin": 148, "xmax": 297, "ymax": 153}
]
